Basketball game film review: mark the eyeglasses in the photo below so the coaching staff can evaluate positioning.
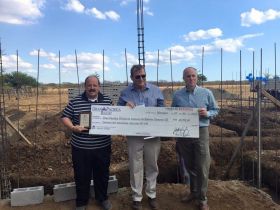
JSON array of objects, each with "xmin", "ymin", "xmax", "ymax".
[{"xmin": 135, "ymin": 74, "xmax": 146, "ymax": 80}]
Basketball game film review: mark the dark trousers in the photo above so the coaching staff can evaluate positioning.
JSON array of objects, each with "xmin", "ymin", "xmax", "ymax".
[
  {"xmin": 176, "ymin": 127, "xmax": 210, "ymax": 204},
  {"xmin": 72, "ymin": 145, "xmax": 111, "ymax": 207}
]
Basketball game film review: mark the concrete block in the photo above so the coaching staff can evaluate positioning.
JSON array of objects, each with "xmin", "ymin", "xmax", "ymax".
[
  {"xmin": 53, "ymin": 182, "xmax": 76, "ymax": 202},
  {"xmin": 53, "ymin": 175, "xmax": 118, "ymax": 202},
  {"xmin": 107, "ymin": 175, "xmax": 118, "ymax": 194},
  {"xmin": 90, "ymin": 175, "xmax": 118, "ymax": 197},
  {"xmin": 11, "ymin": 186, "xmax": 44, "ymax": 206}
]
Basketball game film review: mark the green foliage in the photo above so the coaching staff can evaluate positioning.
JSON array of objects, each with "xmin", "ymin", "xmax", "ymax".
[
  {"xmin": 4, "ymin": 71, "xmax": 37, "ymax": 88},
  {"xmin": 197, "ymin": 73, "xmax": 207, "ymax": 85}
]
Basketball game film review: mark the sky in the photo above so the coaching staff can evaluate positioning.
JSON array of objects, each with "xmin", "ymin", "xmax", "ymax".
[{"xmin": 0, "ymin": 0, "xmax": 280, "ymax": 84}]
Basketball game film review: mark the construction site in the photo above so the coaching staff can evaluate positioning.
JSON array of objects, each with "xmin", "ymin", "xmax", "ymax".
[{"xmin": 1, "ymin": 1, "xmax": 280, "ymax": 210}]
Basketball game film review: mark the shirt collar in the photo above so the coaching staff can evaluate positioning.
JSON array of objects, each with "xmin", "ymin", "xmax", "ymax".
[
  {"xmin": 185, "ymin": 85, "xmax": 198, "ymax": 93},
  {"xmin": 130, "ymin": 82, "xmax": 150, "ymax": 91},
  {"xmin": 82, "ymin": 91, "xmax": 103, "ymax": 102}
]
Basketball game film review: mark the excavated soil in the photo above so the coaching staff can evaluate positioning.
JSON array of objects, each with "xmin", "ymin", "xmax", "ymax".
[{"xmin": 1, "ymin": 104, "xmax": 280, "ymax": 209}]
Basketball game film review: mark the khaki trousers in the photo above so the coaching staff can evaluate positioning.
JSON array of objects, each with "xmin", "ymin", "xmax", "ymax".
[{"xmin": 127, "ymin": 136, "xmax": 161, "ymax": 201}]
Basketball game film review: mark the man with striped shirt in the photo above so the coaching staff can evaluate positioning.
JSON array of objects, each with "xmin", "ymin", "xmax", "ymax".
[
  {"xmin": 61, "ymin": 75, "xmax": 112, "ymax": 210},
  {"xmin": 172, "ymin": 67, "xmax": 219, "ymax": 210}
]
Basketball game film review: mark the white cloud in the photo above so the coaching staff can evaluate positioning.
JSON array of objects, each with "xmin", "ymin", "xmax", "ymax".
[
  {"xmin": 41, "ymin": 64, "xmax": 56, "ymax": 69},
  {"xmin": 120, "ymin": 0, "xmax": 134, "ymax": 6},
  {"xmin": 0, "ymin": 0, "xmax": 45, "ymax": 25},
  {"xmin": 213, "ymin": 39, "xmax": 243, "ymax": 52},
  {"xmin": 105, "ymin": 11, "xmax": 120, "ymax": 21},
  {"xmin": 184, "ymin": 28, "xmax": 223, "ymax": 41},
  {"xmin": 63, "ymin": 1, "xmax": 120, "ymax": 21},
  {"xmin": 86, "ymin": 8, "xmax": 120, "ymax": 21},
  {"xmin": 29, "ymin": 49, "xmax": 110, "ymax": 72},
  {"xmin": 213, "ymin": 33, "xmax": 263, "ymax": 52},
  {"xmin": 64, "ymin": 0, "xmax": 85, "ymax": 13},
  {"xmin": 120, "ymin": 0, "xmax": 149, "ymax": 6},
  {"xmin": 143, "ymin": 7, "xmax": 153, "ymax": 16},
  {"xmin": 87, "ymin": 7, "xmax": 106, "ymax": 19},
  {"xmin": 241, "ymin": 8, "xmax": 280, "ymax": 27},
  {"xmin": 2, "ymin": 54, "xmax": 34, "ymax": 73}
]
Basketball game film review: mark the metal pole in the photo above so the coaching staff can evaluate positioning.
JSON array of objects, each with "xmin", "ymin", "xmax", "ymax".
[
  {"xmin": 202, "ymin": 47, "xmax": 204, "ymax": 87},
  {"xmin": 240, "ymin": 50, "xmax": 244, "ymax": 180},
  {"xmin": 35, "ymin": 49, "xmax": 40, "ymax": 144},
  {"xmin": 257, "ymin": 48, "xmax": 262, "ymax": 189},
  {"xmin": 125, "ymin": 48, "xmax": 128, "ymax": 86},
  {"xmin": 169, "ymin": 50, "xmax": 173, "ymax": 93},
  {"xmin": 220, "ymin": 48, "xmax": 223, "ymax": 142},
  {"xmin": 157, "ymin": 49, "xmax": 159, "ymax": 86},
  {"xmin": 58, "ymin": 51, "xmax": 62, "ymax": 164},
  {"xmin": 102, "ymin": 50, "xmax": 105, "ymax": 93},
  {"xmin": 16, "ymin": 50, "xmax": 20, "ymax": 187},
  {"xmin": 274, "ymin": 43, "xmax": 277, "ymax": 93},
  {"xmin": 75, "ymin": 50, "xmax": 80, "ymax": 94}
]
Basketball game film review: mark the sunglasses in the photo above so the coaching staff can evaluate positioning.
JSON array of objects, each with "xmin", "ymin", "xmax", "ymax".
[{"xmin": 135, "ymin": 74, "xmax": 146, "ymax": 80}]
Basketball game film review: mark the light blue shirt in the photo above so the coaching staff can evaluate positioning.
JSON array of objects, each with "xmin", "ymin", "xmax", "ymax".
[
  {"xmin": 117, "ymin": 83, "xmax": 164, "ymax": 107},
  {"xmin": 171, "ymin": 85, "xmax": 219, "ymax": 127}
]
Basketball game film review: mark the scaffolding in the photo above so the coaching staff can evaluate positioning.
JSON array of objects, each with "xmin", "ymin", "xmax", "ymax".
[
  {"xmin": 0, "ymin": 42, "xmax": 11, "ymax": 199},
  {"xmin": 137, "ymin": 0, "xmax": 145, "ymax": 66}
]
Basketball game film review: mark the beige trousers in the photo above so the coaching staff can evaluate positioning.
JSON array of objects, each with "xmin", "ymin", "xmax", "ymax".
[{"xmin": 127, "ymin": 136, "xmax": 161, "ymax": 201}]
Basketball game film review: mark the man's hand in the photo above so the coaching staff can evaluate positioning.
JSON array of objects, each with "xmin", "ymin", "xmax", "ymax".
[
  {"xmin": 72, "ymin": 125, "xmax": 88, "ymax": 133},
  {"xmin": 198, "ymin": 108, "xmax": 208, "ymax": 117},
  {"xmin": 126, "ymin": 101, "xmax": 135, "ymax": 108}
]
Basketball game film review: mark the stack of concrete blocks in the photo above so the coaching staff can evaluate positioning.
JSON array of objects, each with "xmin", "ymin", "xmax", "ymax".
[
  {"xmin": 53, "ymin": 175, "xmax": 118, "ymax": 202},
  {"xmin": 68, "ymin": 84, "xmax": 127, "ymax": 104},
  {"xmin": 10, "ymin": 186, "xmax": 44, "ymax": 206}
]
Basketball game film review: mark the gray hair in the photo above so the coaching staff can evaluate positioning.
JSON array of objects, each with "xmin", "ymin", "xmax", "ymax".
[{"xmin": 183, "ymin": 67, "xmax": 197, "ymax": 78}]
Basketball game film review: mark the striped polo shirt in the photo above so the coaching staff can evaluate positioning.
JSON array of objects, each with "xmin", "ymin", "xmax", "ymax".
[{"xmin": 62, "ymin": 91, "xmax": 112, "ymax": 149}]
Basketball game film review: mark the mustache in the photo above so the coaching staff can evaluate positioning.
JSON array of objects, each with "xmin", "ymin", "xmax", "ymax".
[{"xmin": 88, "ymin": 89, "xmax": 96, "ymax": 92}]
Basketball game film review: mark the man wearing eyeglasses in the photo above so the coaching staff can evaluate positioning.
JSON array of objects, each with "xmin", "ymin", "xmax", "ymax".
[{"xmin": 118, "ymin": 64, "xmax": 164, "ymax": 210}]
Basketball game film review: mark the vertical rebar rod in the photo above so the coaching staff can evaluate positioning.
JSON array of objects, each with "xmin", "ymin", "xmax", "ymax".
[
  {"xmin": 16, "ymin": 50, "xmax": 20, "ymax": 187},
  {"xmin": 0, "ymin": 40, "xmax": 9, "ymax": 198},
  {"xmin": 201, "ymin": 47, "xmax": 204, "ymax": 87},
  {"xmin": 34, "ymin": 49, "xmax": 40, "ymax": 144},
  {"xmin": 252, "ymin": 50, "xmax": 256, "ymax": 186},
  {"xmin": 274, "ymin": 43, "xmax": 277, "ymax": 93},
  {"xmin": 169, "ymin": 50, "xmax": 174, "ymax": 93},
  {"xmin": 273, "ymin": 42, "xmax": 278, "ymax": 199},
  {"xmin": 240, "ymin": 50, "xmax": 244, "ymax": 180},
  {"xmin": 58, "ymin": 51, "xmax": 62, "ymax": 165},
  {"xmin": 257, "ymin": 48, "xmax": 262, "ymax": 189},
  {"xmin": 157, "ymin": 49, "xmax": 159, "ymax": 86},
  {"xmin": 125, "ymin": 48, "xmax": 128, "ymax": 86},
  {"xmin": 75, "ymin": 50, "xmax": 80, "ymax": 94},
  {"xmin": 59, "ymin": 51, "xmax": 62, "ymax": 113},
  {"xmin": 102, "ymin": 50, "xmax": 105, "ymax": 93},
  {"xmin": 220, "ymin": 48, "xmax": 223, "ymax": 143}
]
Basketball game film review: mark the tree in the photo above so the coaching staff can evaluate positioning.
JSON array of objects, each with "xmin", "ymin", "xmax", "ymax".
[
  {"xmin": 198, "ymin": 73, "xmax": 207, "ymax": 84},
  {"xmin": 4, "ymin": 72, "xmax": 37, "ymax": 88}
]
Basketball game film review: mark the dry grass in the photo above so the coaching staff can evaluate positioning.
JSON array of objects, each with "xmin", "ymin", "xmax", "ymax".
[{"xmin": 3, "ymin": 84, "xmax": 259, "ymax": 112}]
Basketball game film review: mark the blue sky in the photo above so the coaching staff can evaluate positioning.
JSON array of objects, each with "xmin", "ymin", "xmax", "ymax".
[{"xmin": 0, "ymin": 0, "xmax": 280, "ymax": 84}]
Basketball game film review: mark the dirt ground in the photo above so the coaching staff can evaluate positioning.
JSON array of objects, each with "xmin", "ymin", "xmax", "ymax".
[
  {"xmin": 0, "ymin": 181, "xmax": 279, "ymax": 210},
  {"xmin": 1, "ymin": 88, "xmax": 280, "ymax": 209}
]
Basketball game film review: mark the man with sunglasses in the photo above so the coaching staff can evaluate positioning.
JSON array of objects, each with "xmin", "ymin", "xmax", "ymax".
[{"xmin": 118, "ymin": 64, "xmax": 164, "ymax": 210}]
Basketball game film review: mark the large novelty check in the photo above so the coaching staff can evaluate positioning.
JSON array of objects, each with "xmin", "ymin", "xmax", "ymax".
[{"xmin": 89, "ymin": 105, "xmax": 199, "ymax": 138}]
